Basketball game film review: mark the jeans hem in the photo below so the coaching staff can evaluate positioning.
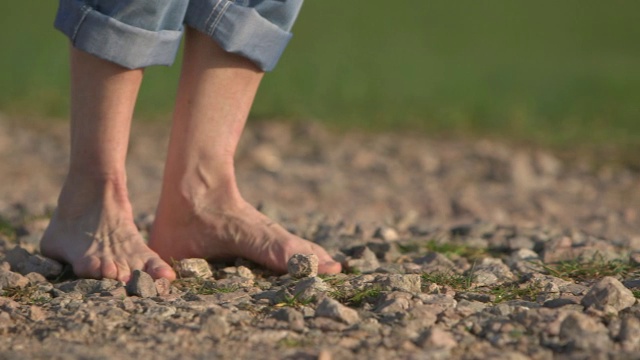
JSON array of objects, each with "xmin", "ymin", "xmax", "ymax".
[
  {"xmin": 185, "ymin": 0, "xmax": 293, "ymax": 72},
  {"xmin": 54, "ymin": 0, "xmax": 183, "ymax": 69}
]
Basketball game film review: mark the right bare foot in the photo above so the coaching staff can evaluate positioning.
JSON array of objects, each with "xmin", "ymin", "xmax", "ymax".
[{"xmin": 40, "ymin": 178, "xmax": 176, "ymax": 283}]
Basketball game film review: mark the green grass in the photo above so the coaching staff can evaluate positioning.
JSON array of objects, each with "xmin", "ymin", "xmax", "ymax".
[
  {"xmin": 489, "ymin": 282, "xmax": 543, "ymax": 304},
  {"xmin": 540, "ymin": 256, "xmax": 633, "ymax": 282},
  {"xmin": 1, "ymin": 1, "xmax": 640, "ymax": 154},
  {"xmin": 422, "ymin": 271, "xmax": 475, "ymax": 291},
  {"xmin": 328, "ymin": 284, "xmax": 383, "ymax": 307},
  {"xmin": 1, "ymin": 285, "xmax": 51, "ymax": 305},
  {"xmin": 0, "ymin": 216, "xmax": 16, "ymax": 241},
  {"xmin": 276, "ymin": 292, "xmax": 316, "ymax": 308}
]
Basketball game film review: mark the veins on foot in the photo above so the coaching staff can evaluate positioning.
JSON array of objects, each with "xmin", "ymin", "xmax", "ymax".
[{"xmin": 150, "ymin": 198, "xmax": 342, "ymax": 275}]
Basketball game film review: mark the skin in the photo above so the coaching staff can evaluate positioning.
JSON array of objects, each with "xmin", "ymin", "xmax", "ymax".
[{"xmin": 40, "ymin": 27, "xmax": 341, "ymax": 283}]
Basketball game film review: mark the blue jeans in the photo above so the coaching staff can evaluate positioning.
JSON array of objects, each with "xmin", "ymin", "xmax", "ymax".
[{"xmin": 54, "ymin": 0, "xmax": 304, "ymax": 71}]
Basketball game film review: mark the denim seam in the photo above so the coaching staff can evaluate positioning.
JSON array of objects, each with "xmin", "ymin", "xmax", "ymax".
[
  {"xmin": 71, "ymin": 5, "xmax": 93, "ymax": 41},
  {"xmin": 210, "ymin": 1, "xmax": 233, "ymax": 36},
  {"xmin": 205, "ymin": 0, "xmax": 224, "ymax": 35}
]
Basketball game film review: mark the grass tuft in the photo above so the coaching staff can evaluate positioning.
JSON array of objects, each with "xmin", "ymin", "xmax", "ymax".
[
  {"xmin": 1, "ymin": 285, "xmax": 50, "ymax": 305},
  {"xmin": 328, "ymin": 284, "xmax": 383, "ymax": 307},
  {"xmin": 489, "ymin": 281, "xmax": 543, "ymax": 304},
  {"xmin": 540, "ymin": 255, "xmax": 632, "ymax": 282},
  {"xmin": 421, "ymin": 271, "xmax": 475, "ymax": 291}
]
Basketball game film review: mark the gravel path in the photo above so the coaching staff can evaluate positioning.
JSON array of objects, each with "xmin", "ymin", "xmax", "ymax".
[{"xmin": 1, "ymin": 116, "xmax": 639, "ymax": 359}]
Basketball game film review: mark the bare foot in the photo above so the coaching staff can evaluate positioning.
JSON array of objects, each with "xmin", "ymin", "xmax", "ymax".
[
  {"xmin": 149, "ymin": 195, "xmax": 342, "ymax": 275},
  {"xmin": 40, "ymin": 180, "xmax": 176, "ymax": 282}
]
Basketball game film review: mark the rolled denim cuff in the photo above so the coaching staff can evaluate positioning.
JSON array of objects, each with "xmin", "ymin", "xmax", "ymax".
[
  {"xmin": 54, "ymin": 0, "xmax": 183, "ymax": 69},
  {"xmin": 185, "ymin": 0, "xmax": 293, "ymax": 72}
]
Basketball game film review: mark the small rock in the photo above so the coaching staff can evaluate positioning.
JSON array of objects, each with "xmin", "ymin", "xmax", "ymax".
[
  {"xmin": 293, "ymin": 276, "xmax": 331, "ymax": 302},
  {"xmin": 417, "ymin": 327, "xmax": 458, "ymax": 349},
  {"xmin": 271, "ymin": 307, "xmax": 305, "ymax": 332},
  {"xmin": 581, "ymin": 276, "xmax": 636, "ymax": 311},
  {"xmin": 4, "ymin": 247, "xmax": 63, "ymax": 278},
  {"xmin": 507, "ymin": 248, "xmax": 543, "ymax": 274},
  {"xmin": 373, "ymin": 226, "xmax": 399, "ymax": 241},
  {"xmin": 366, "ymin": 242, "xmax": 402, "ymax": 262},
  {"xmin": 619, "ymin": 317, "xmax": 640, "ymax": 351},
  {"xmin": 155, "ymin": 278, "xmax": 172, "ymax": 296},
  {"xmin": 236, "ymin": 266, "xmax": 255, "ymax": 279},
  {"xmin": 374, "ymin": 292, "xmax": 413, "ymax": 314},
  {"xmin": 174, "ymin": 258, "xmax": 212, "ymax": 278},
  {"xmin": 126, "ymin": 270, "xmax": 157, "ymax": 298},
  {"xmin": 316, "ymin": 297, "xmax": 359, "ymax": 325},
  {"xmin": 559, "ymin": 312, "xmax": 610, "ymax": 351},
  {"xmin": 472, "ymin": 258, "xmax": 515, "ymax": 286},
  {"xmin": 415, "ymin": 252, "xmax": 457, "ymax": 273},
  {"xmin": 0, "ymin": 269, "xmax": 29, "ymax": 289},
  {"xmin": 287, "ymin": 254, "xmax": 319, "ymax": 278},
  {"xmin": 25, "ymin": 272, "xmax": 47, "ymax": 284},
  {"xmin": 220, "ymin": 266, "xmax": 255, "ymax": 279},
  {"xmin": 201, "ymin": 314, "xmax": 230, "ymax": 341},
  {"xmin": 345, "ymin": 246, "xmax": 380, "ymax": 274},
  {"xmin": 378, "ymin": 274, "xmax": 422, "ymax": 293}
]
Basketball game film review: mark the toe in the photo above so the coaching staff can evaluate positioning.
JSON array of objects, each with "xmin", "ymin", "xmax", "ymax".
[
  {"xmin": 114, "ymin": 259, "xmax": 132, "ymax": 283},
  {"xmin": 144, "ymin": 257, "xmax": 176, "ymax": 281},
  {"xmin": 100, "ymin": 258, "xmax": 119, "ymax": 280},
  {"xmin": 73, "ymin": 256, "xmax": 103, "ymax": 279},
  {"xmin": 318, "ymin": 260, "xmax": 342, "ymax": 275},
  {"xmin": 309, "ymin": 243, "xmax": 342, "ymax": 274}
]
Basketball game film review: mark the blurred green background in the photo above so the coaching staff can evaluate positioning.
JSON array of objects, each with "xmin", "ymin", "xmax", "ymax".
[{"xmin": 1, "ymin": 1, "xmax": 639, "ymax": 152}]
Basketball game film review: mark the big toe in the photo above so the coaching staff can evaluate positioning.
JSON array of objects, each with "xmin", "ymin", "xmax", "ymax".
[
  {"xmin": 145, "ymin": 257, "xmax": 176, "ymax": 281},
  {"xmin": 318, "ymin": 260, "xmax": 342, "ymax": 275},
  {"xmin": 73, "ymin": 255, "xmax": 103, "ymax": 279},
  {"xmin": 309, "ymin": 243, "xmax": 342, "ymax": 274}
]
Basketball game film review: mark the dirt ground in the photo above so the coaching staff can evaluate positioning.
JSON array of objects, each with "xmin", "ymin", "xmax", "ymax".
[{"xmin": 1, "ymin": 115, "xmax": 640, "ymax": 359}]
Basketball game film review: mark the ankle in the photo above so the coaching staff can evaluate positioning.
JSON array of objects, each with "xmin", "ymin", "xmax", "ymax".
[
  {"xmin": 56, "ymin": 172, "xmax": 132, "ymax": 218},
  {"xmin": 160, "ymin": 170, "xmax": 242, "ymax": 212}
]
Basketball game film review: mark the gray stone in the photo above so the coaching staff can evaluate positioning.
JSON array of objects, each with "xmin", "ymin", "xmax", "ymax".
[
  {"xmin": 373, "ymin": 226, "xmax": 399, "ymax": 241},
  {"xmin": 415, "ymin": 252, "xmax": 457, "ymax": 273},
  {"xmin": 173, "ymin": 258, "xmax": 212, "ymax": 278},
  {"xmin": 0, "ymin": 269, "xmax": 29, "ymax": 289},
  {"xmin": 366, "ymin": 242, "xmax": 401, "ymax": 262},
  {"xmin": 472, "ymin": 258, "xmax": 515, "ymax": 286},
  {"xmin": 543, "ymin": 236, "xmax": 574, "ymax": 263},
  {"xmin": 507, "ymin": 248, "xmax": 543, "ymax": 273},
  {"xmin": 559, "ymin": 312, "xmax": 611, "ymax": 351},
  {"xmin": 581, "ymin": 276, "xmax": 636, "ymax": 311},
  {"xmin": 271, "ymin": 307, "xmax": 305, "ymax": 332},
  {"xmin": 418, "ymin": 294, "xmax": 457, "ymax": 311},
  {"xmin": 236, "ymin": 266, "xmax": 255, "ymax": 279},
  {"xmin": 4, "ymin": 247, "xmax": 63, "ymax": 278},
  {"xmin": 619, "ymin": 317, "xmax": 640, "ymax": 351},
  {"xmin": 287, "ymin": 253, "xmax": 319, "ymax": 278},
  {"xmin": 293, "ymin": 276, "xmax": 331, "ymax": 302},
  {"xmin": 126, "ymin": 270, "xmax": 157, "ymax": 298},
  {"xmin": 56, "ymin": 279, "xmax": 100, "ymax": 294},
  {"xmin": 25, "ymin": 272, "xmax": 47, "ymax": 284},
  {"xmin": 374, "ymin": 292, "xmax": 413, "ymax": 314},
  {"xmin": 316, "ymin": 297, "xmax": 359, "ymax": 325},
  {"xmin": 155, "ymin": 278, "xmax": 172, "ymax": 296},
  {"xmin": 377, "ymin": 274, "xmax": 422, "ymax": 293},
  {"xmin": 201, "ymin": 314, "xmax": 230, "ymax": 341},
  {"xmin": 345, "ymin": 246, "xmax": 380, "ymax": 274},
  {"xmin": 417, "ymin": 327, "xmax": 458, "ymax": 349}
]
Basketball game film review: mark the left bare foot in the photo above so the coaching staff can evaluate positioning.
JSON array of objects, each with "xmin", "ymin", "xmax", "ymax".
[{"xmin": 149, "ymin": 193, "xmax": 341, "ymax": 275}]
